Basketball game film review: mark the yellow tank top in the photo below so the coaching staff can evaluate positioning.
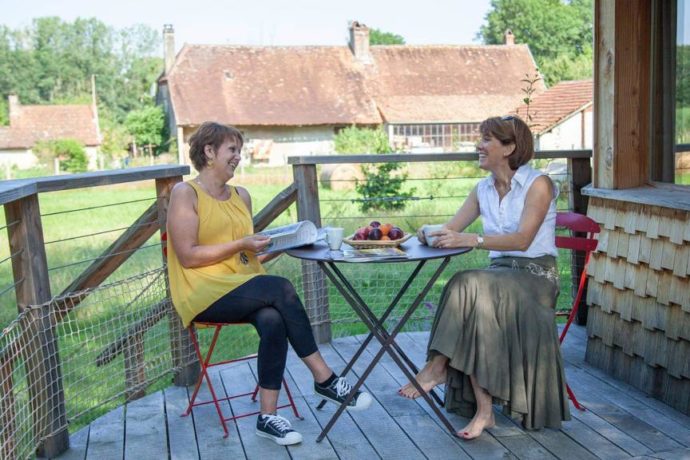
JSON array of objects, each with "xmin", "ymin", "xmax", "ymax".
[{"xmin": 167, "ymin": 180, "xmax": 265, "ymax": 327}]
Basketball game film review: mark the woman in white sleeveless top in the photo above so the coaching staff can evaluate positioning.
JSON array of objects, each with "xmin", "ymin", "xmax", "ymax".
[{"xmin": 399, "ymin": 116, "xmax": 570, "ymax": 439}]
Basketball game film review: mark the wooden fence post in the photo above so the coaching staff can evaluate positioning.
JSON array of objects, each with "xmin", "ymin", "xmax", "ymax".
[
  {"xmin": 292, "ymin": 164, "xmax": 332, "ymax": 343},
  {"xmin": 155, "ymin": 177, "xmax": 199, "ymax": 386},
  {"xmin": 569, "ymin": 157, "xmax": 593, "ymax": 325},
  {"xmin": 4, "ymin": 194, "xmax": 69, "ymax": 458}
]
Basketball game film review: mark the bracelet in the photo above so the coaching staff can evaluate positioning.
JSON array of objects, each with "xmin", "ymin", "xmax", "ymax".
[{"xmin": 476, "ymin": 233, "xmax": 484, "ymax": 248}]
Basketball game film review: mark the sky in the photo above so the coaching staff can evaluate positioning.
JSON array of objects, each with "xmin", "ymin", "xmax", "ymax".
[{"xmin": 0, "ymin": 0, "xmax": 494, "ymax": 52}]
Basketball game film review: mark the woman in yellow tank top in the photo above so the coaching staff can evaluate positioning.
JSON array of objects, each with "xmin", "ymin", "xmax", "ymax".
[{"xmin": 166, "ymin": 122, "xmax": 371, "ymax": 445}]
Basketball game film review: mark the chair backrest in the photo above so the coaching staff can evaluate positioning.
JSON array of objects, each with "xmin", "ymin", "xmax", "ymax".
[{"xmin": 555, "ymin": 211, "xmax": 600, "ymax": 252}]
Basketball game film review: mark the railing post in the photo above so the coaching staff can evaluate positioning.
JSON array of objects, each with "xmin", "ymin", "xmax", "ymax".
[
  {"xmin": 569, "ymin": 156, "xmax": 593, "ymax": 325},
  {"xmin": 155, "ymin": 176, "xmax": 199, "ymax": 386},
  {"xmin": 292, "ymin": 164, "xmax": 332, "ymax": 343},
  {"xmin": 4, "ymin": 194, "xmax": 69, "ymax": 458}
]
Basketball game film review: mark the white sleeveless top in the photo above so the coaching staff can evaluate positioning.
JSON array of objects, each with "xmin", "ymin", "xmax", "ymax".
[{"xmin": 477, "ymin": 164, "xmax": 558, "ymax": 259}]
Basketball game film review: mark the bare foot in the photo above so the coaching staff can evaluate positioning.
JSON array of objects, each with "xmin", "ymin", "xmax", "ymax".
[
  {"xmin": 458, "ymin": 411, "xmax": 495, "ymax": 440},
  {"xmin": 398, "ymin": 362, "xmax": 446, "ymax": 399}
]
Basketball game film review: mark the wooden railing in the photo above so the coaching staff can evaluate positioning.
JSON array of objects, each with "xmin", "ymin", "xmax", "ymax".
[
  {"xmin": 0, "ymin": 151, "xmax": 592, "ymax": 457},
  {"xmin": 1, "ymin": 166, "xmax": 192, "ymax": 457}
]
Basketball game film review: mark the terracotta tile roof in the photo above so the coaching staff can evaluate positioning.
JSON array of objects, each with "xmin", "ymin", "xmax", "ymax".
[
  {"xmin": 512, "ymin": 79, "xmax": 593, "ymax": 134},
  {"xmin": 369, "ymin": 45, "xmax": 544, "ymax": 123},
  {"xmin": 164, "ymin": 43, "xmax": 543, "ymax": 126},
  {"xmin": 0, "ymin": 102, "xmax": 100, "ymax": 149},
  {"xmin": 166, "ymin": 45, "xmax": 381, "ymax": 126}
]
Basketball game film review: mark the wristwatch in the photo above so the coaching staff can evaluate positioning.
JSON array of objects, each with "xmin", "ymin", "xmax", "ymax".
[{"xmin": 476, "ymin": 234, "xmax": 484, "ymax": 248}]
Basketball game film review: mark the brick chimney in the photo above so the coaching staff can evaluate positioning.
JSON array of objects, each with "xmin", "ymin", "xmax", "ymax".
[
  {"xmin": 349, "ymin": 21, "xmax": 371, "ymax": 63},
  {"xmin": 8, "ymin": 94, "xmax": 20, "ymax": 123},
  {"xmin": 163, "ymin": 24, "xmax": 176, "ymax": 75},
  {"xmin": 504, "ymin": 29, "xmax": 515, "ymax": 45}
]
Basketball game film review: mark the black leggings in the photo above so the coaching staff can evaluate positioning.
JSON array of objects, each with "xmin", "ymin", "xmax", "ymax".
[{"xmin": 193, "ymin": 275, "xmax": 318, "ymax": 390}]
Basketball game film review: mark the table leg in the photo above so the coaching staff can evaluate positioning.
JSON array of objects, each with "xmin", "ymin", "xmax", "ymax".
[
  {"xmin": 315, "ymin": 257, "xmax": 457, "ymax": 442},
  {"xmin": 325, "ymin": 261, "xmax": 445, "ymax": 408}
]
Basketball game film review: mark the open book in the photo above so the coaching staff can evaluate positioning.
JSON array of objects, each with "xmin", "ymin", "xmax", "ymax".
[
  {"xmin": 257, "ymin": 221, "xmax": 324, "ymax": 254},
  {"xmin": 337, "ymin": 247, "xmax": 409, "ymax": 263}
]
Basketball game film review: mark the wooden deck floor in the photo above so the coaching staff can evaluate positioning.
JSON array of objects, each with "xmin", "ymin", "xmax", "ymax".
[{"xmin": 56, "ymin": 324, "xmax": 690, "ymax": 460}]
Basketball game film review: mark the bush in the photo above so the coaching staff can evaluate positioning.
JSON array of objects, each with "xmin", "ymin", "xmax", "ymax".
[
  {"xmin": 34, "ymin": 139, "xmax": 88, "ymax": 173},
  {"xmin": 334, "ymin": 126, "xmax": 415, "ymax": 212}
]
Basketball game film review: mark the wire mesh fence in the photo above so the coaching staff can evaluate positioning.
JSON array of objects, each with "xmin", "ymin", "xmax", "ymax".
[{"xmin": 0, "ymin": 157, "xmax": 589, "ymax": 458}]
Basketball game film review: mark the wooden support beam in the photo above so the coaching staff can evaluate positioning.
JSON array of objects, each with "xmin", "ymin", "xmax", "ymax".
[
  {"xmin": 594, "ymin": 0, "xmax": 652, "ymax": 189},
  {"xmin": 293, "ymin": 164, "xmax": 331, "ymax": 343},
  {"xmin": 4, "ymin": 194, "xmax": 69, "ymax": 458}
]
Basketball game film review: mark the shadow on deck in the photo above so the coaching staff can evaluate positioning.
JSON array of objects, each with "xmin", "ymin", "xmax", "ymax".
[{"xmin": 55, "ymin": 325, "xmax": 690, "ymax": 460}]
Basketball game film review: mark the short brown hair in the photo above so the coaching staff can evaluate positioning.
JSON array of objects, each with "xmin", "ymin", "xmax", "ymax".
[
  {"xmin": 188, "ymin": 122, "xmax": 244, "ymax": 171},
  {"xmin": 479, "ymin": 116, "xmax": 534, "ymax": 170}
]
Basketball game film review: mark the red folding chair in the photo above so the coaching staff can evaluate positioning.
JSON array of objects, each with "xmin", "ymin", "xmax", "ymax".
[
  {"xmin": 182, "ymin": 322, "xmax": 303, "ymax": 438},
  {"xmin": 555, "ymin": 211, "xmax": 601, "ymax": 411},
  {"xmin": 161, "ymin": 232, "xmax": 302, "ymax": 437}
]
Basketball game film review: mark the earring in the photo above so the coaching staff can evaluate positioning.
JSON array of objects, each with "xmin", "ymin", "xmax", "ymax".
[{"xmin": 208, "ymin": 158, "xmax": 214, "ymax": 167}]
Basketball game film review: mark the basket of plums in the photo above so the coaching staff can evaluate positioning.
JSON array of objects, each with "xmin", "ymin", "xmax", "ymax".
[{"xmin": 343, "ymin": 221, "xmax": 412, "ymax": 248}]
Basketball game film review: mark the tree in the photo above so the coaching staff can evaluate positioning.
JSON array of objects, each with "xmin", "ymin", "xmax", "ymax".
[
  {"xmin": 334, "ymin": 126, "xmax": 415, "ymax": 212},
  {"xmin": 124, "ymin": 105, "xmax": 164, "ymax": 155},
  {"xmin": 0, "ymin": 18, "xmax": 161, "ymax": 123},
  {"xmin": 479, "ymin": 0, "xmax": 593, "ymax": 85},
  {"xmin": 369, "ymin": 28, "xmax": 406, "ymax": 45}
]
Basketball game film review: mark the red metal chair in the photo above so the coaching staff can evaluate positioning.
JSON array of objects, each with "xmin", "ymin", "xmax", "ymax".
[
  {"xmin": 182, "ymin": 322, "xmax": 303, "ymax": 437},
  {"xmin": 161, "ymin": 232, "xmax": 302, "ymax": 437},
  {"xmin": 555, "ymin": 211, "xmax": 601, "ymax": 411}
]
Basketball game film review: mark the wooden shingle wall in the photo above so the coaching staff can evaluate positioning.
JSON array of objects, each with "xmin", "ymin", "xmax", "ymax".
[{"xmin": 585, "ymin": 197, "xmax": 690, "ymax": 414}]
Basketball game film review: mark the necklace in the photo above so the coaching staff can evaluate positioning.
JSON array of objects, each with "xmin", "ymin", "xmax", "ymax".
[{"xmin": 195, "ymin": 177, "xmax": 229, "ymax": 200}]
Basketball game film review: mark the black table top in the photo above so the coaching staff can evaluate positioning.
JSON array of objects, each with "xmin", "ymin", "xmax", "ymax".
[{"xmin": 286, "ymin": 237, "xmax": 472, "ymax": 263}]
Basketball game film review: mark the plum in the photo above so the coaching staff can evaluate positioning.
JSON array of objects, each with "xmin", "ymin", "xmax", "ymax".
[
  {"xmin": 368, "ymin": 228, "xmax": 383, "ymax": 240},
  {"xmin": 369, "ymin": 220, "xmax": 381, "ymax": 228},
  {"xmin": 388, "ymin": 227, "xmax": 404, "ymax": 240}
]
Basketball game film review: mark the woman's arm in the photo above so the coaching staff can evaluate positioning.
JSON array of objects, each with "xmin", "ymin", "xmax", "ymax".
[
  {"xmin": 235, "ymin": 186, "xmax": 280, "ymax": 264},
  {"xmin": 434, "ymin": 176, "xmax": 554, "ymax": 250},
  {"xmin": 167, "ymin": 183, "xmax": 270, "ymax": 268}
]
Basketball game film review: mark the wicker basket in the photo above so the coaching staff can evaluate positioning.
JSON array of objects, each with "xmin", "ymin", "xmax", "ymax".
[{"xmin": 342, "ymin": 233, "xmax": 412, "ymax": 249}]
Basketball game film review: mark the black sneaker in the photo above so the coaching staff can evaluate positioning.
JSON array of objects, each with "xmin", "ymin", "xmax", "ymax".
[
  {"xmin": 255, "ymin": 414, "xmax": 303, "ymax": 445},
  {"xmin": 315, "ymin": 376, "xmax": 373, "ymax": 411}
]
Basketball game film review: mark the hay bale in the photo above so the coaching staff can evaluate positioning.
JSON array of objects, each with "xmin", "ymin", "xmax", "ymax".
[{"xmin": 320, "ymin": 163, "xmax": 364, "ymax": 190}]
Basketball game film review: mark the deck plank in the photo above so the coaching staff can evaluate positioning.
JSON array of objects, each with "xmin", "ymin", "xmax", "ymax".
[
  {"xmin": 125, "ymin": 392, "xmax": 167, "ymax": 459},
  {"xmin": 222, "ymin": 362, "xmax": 291, "ymax": 460},
  {"xmin": 164, "ymin": 386, "xmax": 200, "ymax": 460},
  {"xmin": 284, "ymin": 345, "xmax": 381, "ymax": 460},
  {"xmin": 335, "ymin": 335, "xmax": 472, "ymax": 459},
  {"xmin": 191, "ymin": 367, "xmax": 246, "ymax": 460},
  {"xmin": 52, "ymin": 425, "xmax": 88, "ymax": 460},
  {"xmin": 85, "ymin": 405, "xmax": 124, "ymax": 460},
  {"xmin": 52, "ymin": 327, "xmax": 690, "ymax": 460},
  {"xmin": 319, "ymin": 337, "xmax": 427, "ymax": 459}
]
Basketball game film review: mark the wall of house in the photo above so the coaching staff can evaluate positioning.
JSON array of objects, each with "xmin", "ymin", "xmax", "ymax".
[
  {"xmin": 0, "ymin": 149, "xmax": 38, "ymax": 170},
  {"xmin": 537, "ymin": 109, "xmax": 593, "ymax": 151},
  {"xmin": 180, "ymin": 125, "xmax": 336, "ymax": 167},
  {"xmin": 585, "ymin": 197, "xmax": 690, "ymax": 415},
  {"xmin": 242, "ymin": 126, "xmax": 335, "ymax": 165}
]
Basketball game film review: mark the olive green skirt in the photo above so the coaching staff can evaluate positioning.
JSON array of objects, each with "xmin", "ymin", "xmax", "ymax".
[{"xmin": 428, "ymin": 255, "xmax": 571, "ymax": 430}]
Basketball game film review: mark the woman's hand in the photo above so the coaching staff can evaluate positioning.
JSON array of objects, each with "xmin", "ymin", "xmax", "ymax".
[
  {"xmin": 416, "ymin": 226, "xmax": 428, "ymax": 245},
  {"xmin": 431, "ymin": 229, "xmax": 478, "ymax": 248},
  {"xmin": 241, "ymin": 234, "xmax": 272, "ymax": 253}
]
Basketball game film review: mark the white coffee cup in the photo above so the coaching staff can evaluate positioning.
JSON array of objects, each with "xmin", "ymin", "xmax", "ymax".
[
  {"xmin": 422, "ymin": 224, "xmax": 444, "ymax": 247},
  {"xmin": 325, "ymin": 227, "xmax": 344, "ymax": 250}
]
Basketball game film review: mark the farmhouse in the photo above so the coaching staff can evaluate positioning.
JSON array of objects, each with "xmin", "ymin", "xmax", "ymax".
[
  {"xmin": 157, "ymin": 23, "xmax": 544, "ymax": 165},
  {"xmin": 0, "ymin": 95, "xmax": 101, "ymax": 171}
]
